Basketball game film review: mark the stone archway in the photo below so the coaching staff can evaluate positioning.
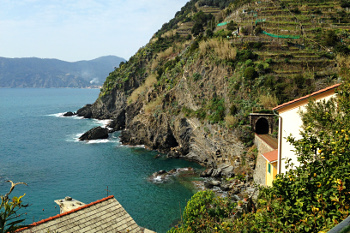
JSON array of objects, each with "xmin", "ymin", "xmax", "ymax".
[
  {"xmin": 249, "ymin": 113, "xmax": 275, "ymax": 134},
  {"xmin": 256, "ymin": 118, "xmax": 269, "ymax": 134}
]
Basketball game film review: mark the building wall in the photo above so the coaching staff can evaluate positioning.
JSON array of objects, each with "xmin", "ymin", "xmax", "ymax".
[
  {"xmin": 279, "ymin": 94, "xmax": 336, "ymax": 174},
  {"xmin": 254, "ymin": 153, "xmax": 266, "ymax": 186},
  {"xmin": 253, "ymin": 134, "xmax": 275, "ymax": 186},
  {"xmin": 266, "ymin": 161, "xmax": 277, "ymax": 187}
]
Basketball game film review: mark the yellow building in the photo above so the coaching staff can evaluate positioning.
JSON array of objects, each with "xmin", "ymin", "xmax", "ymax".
[{"xmin": 261, "ymin": 149, "xmax": 278, "ymax": 187}]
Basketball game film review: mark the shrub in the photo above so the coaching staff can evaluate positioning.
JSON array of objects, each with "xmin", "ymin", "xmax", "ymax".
[
  {"xmin": 208, "ymin": 98, "xmax": 226, "ymax": 123},
  {"xmin": 341, "ymin": 0, "xmax": 350, "ymax": 8},
  {"xmin": 265, "ymin": 58, "xmax": 273, "ymax": 64},
  {"xmin": 325, "ymin": 30, "xmax": 339, "ymax": 46},
  {"xmin": 168, "ymin": 190, "xmax": 235, "ymax": 233},
  {"xmin": 225, "ymin": 114, "xmax": 238, "ymax": 128},
  {"xmin": 241, "ymin": 27, "xmax": 249, "ymax": 35},
  {"xmin": 244, "ymin": 67, "xmax": 258, "ymax": 80},
  {"xmin": 256, "ymin": 63, "xmax": 265, "ymax": 73},
  {"xmin": 128, "ymin": 74, "xmax": 157, "ymax": 104},
  {"xmin": 254, "ymin": 26, "xmax": 263, "ymax": 35},
  {"xmin": 259, "ymin": 94, "xmax": 278, "ymax": 109},
  {"xmin": 206, "ymin": 29, "xmax": 213, "ymax": 37},
  {"xmin": 245, "ymin": 59, "xmax": 254, "ymax": 67},
  {"xmin": 192, "ymin": 72, "xmax": 202, "ymax": 81},
  {"xmin": 226, "ymin": 20, "xmax": 237, "ymax": 31},
  {"xmin": 230, "ymin": 103, "xmax": 238, "ymax": 115},
  {"xmin": 236, "ymin": 125, "xmax": 254, "ymax": 146},
  {"xmin": 290, "ymin": 7, "xmax": 301, "ymax": 14},
  {"xmin": 144, "ymin": 97, "xmax": 162, "ymax": 115},
  {"xmin": 214, "ymin": 29, "xmax": 232, "ymax": 38},
  {"xmin": 192, "ymin": 22, "xmax": 204, "ymax": 36},
  {"xmin": 188, "ymin": 40, "xmax": 199, "ymax": 54},
  {"xmin": 334, "ymin": 44, "xmax": 350, "ymax": 55},
  {"xmin": 237, "ymin": 49, "xmax": 256, "ymax": 62}
]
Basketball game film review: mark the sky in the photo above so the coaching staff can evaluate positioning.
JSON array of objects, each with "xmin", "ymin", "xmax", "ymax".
[{"xmin": 0, "ymin": 0, "xmax": 189, "ymax": 62}]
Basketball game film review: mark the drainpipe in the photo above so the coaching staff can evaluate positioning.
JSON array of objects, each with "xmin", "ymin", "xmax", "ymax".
[{"xmin": 273, "ymin": 110, "xmax": 282, "ymax": 174}]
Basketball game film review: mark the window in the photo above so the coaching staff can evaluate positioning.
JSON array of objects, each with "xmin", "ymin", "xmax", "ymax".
[{"xmin": 268, "ymin": 163, "xmax": 271, "ymax": 174}]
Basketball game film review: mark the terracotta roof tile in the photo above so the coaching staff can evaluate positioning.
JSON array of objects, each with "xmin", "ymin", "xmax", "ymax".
[
  {"xmin": 273, "ymin": 83, "xmax": 341, "ymax": 111},
  {"xmin": 262, "ymin": 149, "xmax": 278, "ymax": 163}
]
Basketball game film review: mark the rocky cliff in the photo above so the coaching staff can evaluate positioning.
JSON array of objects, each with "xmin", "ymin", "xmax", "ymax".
[{"xmin": 77, "ymin": 0, "xmax": 348, "ymax": 177}]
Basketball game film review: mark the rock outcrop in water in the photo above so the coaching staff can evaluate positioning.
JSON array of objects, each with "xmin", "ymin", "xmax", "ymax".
[
  {"xmin": 63, "ymin": 111, "xmax": 75, "ymax": 117},
  {"xmin": 79, "ymin": 126, "xmax": 109, "ymax": 141}
]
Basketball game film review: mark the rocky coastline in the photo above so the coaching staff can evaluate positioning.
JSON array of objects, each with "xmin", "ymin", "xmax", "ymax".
[{"xmin": 64, "ymin": 92, "xmax": 257, "ymax": 197}]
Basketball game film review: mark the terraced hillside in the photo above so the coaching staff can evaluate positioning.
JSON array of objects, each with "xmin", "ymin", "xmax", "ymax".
[
  {"xmin": 221, "ymin": 0, "xmax": 349, "ymax": 84},
  {"xmin": 80, "ymin": 0, "xmax": 349, "ymax": 179}
]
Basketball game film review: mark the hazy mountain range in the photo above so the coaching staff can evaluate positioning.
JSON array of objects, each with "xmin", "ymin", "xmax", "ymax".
[{"xmin": 0, "ymin": 56, "xmax": 125, "ymax": 88}]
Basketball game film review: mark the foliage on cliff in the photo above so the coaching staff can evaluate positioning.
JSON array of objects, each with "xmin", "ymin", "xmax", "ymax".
[
  {"xmin": 168, "ymin": 77, "xmax": 350, "ymax": 232},
  {"xmin": 168, "ymin": 190, "xmax": 236, "ymax": 233},
  {"xmin": 100, "ymin": 0, "xmax": 348, "ymax": 133}
]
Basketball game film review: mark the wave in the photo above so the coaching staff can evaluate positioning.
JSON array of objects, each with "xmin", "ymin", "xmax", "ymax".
[
  {"xmin": 47, "ymin": 112, "xmax": 84, "ymax": 119},
  {"xmin": 119, "ymin": 144, "xmax": 146, "ymax": 148},
  {"xmin": 49, "ymin": 113, "xmax": 112, "ymax": 127},
  {"xmin": 67, "ymin": 132, "xmax": 120, "ymax": 145},
  {"xmin": 47, "ymin": 112, "xmax": 66, "ymax": 117}
]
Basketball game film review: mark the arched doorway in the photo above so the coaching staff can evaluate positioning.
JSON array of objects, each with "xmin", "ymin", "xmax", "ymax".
[{"xmin": 256, "ymin": 118, "xmax": 269, "ymax": 134}]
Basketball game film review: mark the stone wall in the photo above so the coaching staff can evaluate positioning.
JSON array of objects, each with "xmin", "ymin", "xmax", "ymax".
[{"xmin": 253, "ymin": 134, "xmax": 276, "ymax": 186}]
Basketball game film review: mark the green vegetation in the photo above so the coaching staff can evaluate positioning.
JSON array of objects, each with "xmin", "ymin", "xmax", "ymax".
[
  {"xmin": 1, "ymin": 181, "xmax": 28, "ymax": 233},
  {"xmin": 169, "ymin": 78, "xmax": 350, "ymax": 232},
  {"xmin": 168, "ymin": 190, "xmax": 236, "ymax": 232}
]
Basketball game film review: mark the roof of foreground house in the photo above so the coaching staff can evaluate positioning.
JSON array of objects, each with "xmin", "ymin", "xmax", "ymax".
[
  {"xmin": 17, "ymin": 195, "xmax": 146, "ymax": 233},
  {"xmin": 272, "ymin": 83, "xmax": 341, "ymax": 112}
]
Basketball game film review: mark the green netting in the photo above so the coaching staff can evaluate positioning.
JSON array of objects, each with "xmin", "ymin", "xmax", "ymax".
[
  {"xmin": 262, "ymin": 31, "xmax": 300, "ymax": 39},
  {"xmin": 256, "ymin": 19, "xmax": 266, "ymax": 23},
  {"xmin": 217, "ymin": 22, "xmax": 228, "ymax": 26}
]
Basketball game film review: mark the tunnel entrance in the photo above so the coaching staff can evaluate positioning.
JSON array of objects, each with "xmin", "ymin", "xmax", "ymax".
[
  {"xmin": 249, "ymin": 113, "xmax": 275, "ymax": 134},
  {"xmin": 256, "ymin": 118, "xmax": 269, "ymax": 134}
]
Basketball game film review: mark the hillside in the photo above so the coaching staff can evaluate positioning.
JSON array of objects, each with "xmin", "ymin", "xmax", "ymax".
[
  {"xmin": 77, "ymin": 0, "xmax": 349, "ymax": 178},
  {"xmin": 0, "ymin": 56, "xmax": 125, "ymax": 88}
]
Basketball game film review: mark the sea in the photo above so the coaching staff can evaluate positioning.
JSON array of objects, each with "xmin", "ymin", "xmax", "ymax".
[{"xmin": 0, "ymin": 88, "xmax": 203, "ymax": 233}]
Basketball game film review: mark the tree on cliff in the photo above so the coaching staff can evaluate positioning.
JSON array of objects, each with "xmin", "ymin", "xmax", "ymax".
[{"xmin": 0, "ymin": 181, "xmax": 28, "ymax": 233}]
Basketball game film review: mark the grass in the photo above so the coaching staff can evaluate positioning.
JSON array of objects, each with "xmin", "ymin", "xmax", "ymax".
[
  {"xmin": 225, "ymin": 114, "xmax": 238, "ymax": 129},
  {"xmin": 199, "ymin": 39, "xmax": 237, "ymax": 61},
  {"xmin": 128, "ymin": 74, "xmax": 157, "ymax": 104},
  {"xmin": 144, "ymin": 97, "xmax": 163, "ymax": 115},
  {"xmin": 259, "ymin": 94, "xmax": 278, "ymax": 109}
]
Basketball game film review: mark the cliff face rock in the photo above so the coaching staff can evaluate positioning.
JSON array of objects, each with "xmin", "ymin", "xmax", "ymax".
[
  {"xmin": 77, "ymin": 0, "xmax": 345, "ymax": 174},
  {"xmin": 78, "ymin": 81, "xmax": 246, "ymax": 170}
]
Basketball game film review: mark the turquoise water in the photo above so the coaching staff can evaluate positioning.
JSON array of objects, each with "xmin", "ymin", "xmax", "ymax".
[{"xmin": 0, "ymin": 88, "xmax": 202, "ymax": 233}]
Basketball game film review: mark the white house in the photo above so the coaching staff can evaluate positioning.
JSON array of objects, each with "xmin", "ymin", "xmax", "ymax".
[{"xmin": 272, "ymin": 83, "xmax": 340, "ymax": 175}]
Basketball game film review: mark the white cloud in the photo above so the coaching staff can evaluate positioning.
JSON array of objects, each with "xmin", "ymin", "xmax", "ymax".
[{"xmin": 0, "ymin": 0, "xmax": 188, "ymax": 61}]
